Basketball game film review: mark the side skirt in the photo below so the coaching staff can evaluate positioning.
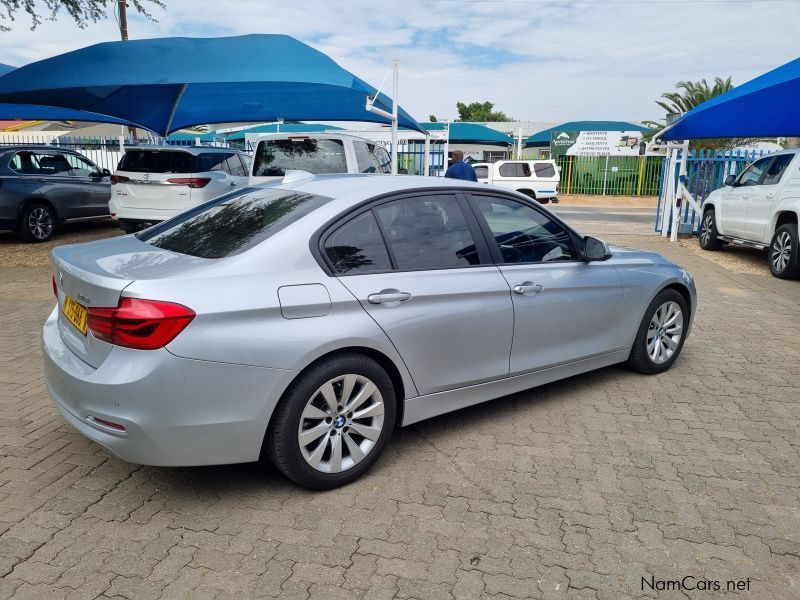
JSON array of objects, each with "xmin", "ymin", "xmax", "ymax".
[
  {"xmin": 401, "ymin": 350, "xmax": 630, "ymax": 426},
  {"xmin": 717, "ymin": 235, "xmax": 768, "ymax": 250}
]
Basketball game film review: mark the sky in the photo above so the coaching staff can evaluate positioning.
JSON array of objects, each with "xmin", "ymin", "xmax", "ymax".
[{"xmin": 0, "ymin": 0, "xmax": 798, "ymax": 125}]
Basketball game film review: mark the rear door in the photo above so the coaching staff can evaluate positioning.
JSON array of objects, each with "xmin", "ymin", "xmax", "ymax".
[
  {"xmin": 722, "ymin": 156, "xmax": 771, "ymax": 238},
  {"xmin": 745, "ymin": 154, "xmax": 794, "ymax": 242},
  {"xmin": 468, "ymin": 192, "xmax": 624, "ymax": 374},
  {"xmin": 323, "ymin": 191, "xmax": 514, "ymax": 395}
]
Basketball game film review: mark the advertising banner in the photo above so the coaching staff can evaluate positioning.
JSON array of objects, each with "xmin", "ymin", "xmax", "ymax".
[{"xmin": 550, "ymin": 130, "xmax": 643, "ymax": 156}]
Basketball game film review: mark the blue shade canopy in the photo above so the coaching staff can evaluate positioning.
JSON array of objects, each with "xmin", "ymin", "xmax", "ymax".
[
  {"xmin": 0, "ymin": 35, "xmax": 422, "ymax": 136},
  {"xmin": 0, "ymin": 63, "xmax": 133, "ymax": 125},
  {"xmin": 524, "ymin": 121, "xmax": 649, "ymax": 147},
  {"xmin": 421, "ymin": 122, "xmax": 513, "ymax": 146},
  {"xmin": 662, "ymin": 57, "xmax": 800, "ymax": 140},
  {"xmin": 225, "ymin": 122, "xmax": 344, "ymax": 141}
]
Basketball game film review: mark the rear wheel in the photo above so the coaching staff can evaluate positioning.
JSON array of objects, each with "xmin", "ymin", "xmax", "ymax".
[
  {"xmin": 699, "ymin": 208, "xmax": 723, "ymax": 250},
  {"xmin": 768, "ymin": 224, "xmax": 800, "ymax": 279},
  {"xmin": 627, "ymin": 289, "xmax": 688, "ymax": 374},
  {"xmin": 266, "ymin": 353, "xmax": 396, "ymax": 489},
  {"xmin": 16, "ymin": 202, "xmax": 55, "ymax": 243}
]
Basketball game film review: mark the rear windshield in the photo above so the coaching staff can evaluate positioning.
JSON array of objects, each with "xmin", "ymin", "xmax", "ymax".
[
  {"xmin": 253, "ymin": 139, "xmax": 347, "ymax": 177},
  {"xmin": 138, "ymin": 187, "xmax": 331, "ymax": 258},
  {"xmin": 118, "ymin": 150, "xmax": 195, "ymax": 174}
]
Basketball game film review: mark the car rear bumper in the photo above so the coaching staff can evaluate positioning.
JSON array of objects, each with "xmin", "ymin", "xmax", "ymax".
[{"xmin": 42, "ymin": 307, "xmax": 297, "ymax": 467}]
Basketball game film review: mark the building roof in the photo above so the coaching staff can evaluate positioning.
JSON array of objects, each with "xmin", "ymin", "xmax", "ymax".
[
  {"xmin": 420, "ymin": 122, "xmax": 513, "ymax": 146},
  {"xmin": 524, "ymin": 121, "xmax": 650, "ymax": 146}
]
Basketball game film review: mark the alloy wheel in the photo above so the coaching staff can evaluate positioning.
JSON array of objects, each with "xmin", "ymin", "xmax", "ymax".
[
  {"xmin": 297, "ymin": 374, "xmax": 385, "ymax": 474},
  {"xmin": 700, "ymin": 213, "xmax": 713, "ymax": 245},
  {"xmin": 771, "ymin": 231, "xmax": 792, "ymax": 273},
  {"xmin": 28, "ymin": 207, "xmax": 54, "ymax": 241},
  {"xmin": 646, "ymin": 301, "xmax": 684, "ymax": 365}
]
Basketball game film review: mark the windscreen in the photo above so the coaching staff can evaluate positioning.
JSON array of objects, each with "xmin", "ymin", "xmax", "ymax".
[
  {"xmin": 253, "ymin": 139, "xmax": 347, "ymax": 176},
  {"xmin": 138, "ymin": 187, "xmax": 331, "ymax": 258},
  {"xmin": 118, "ymin": 150, "xmax": 195, "ymax": 174}
]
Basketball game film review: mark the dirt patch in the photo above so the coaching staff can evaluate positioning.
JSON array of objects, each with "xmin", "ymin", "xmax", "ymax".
[
  {"xmin": 674, "ymin": 236, "xmax": 769, "ymax": 276},
  {"xmin": 558, "ymin": 194, "xmax": 657, "ymax": 208},
  {"xmin": 0, "ymin": 220, "xmax": 122, "ymax": 268}
]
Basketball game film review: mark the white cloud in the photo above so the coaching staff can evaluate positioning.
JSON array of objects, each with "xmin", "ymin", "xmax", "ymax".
[{"xmin": 0, "ymin": 0, "xmax": 798, "ymax": 124}]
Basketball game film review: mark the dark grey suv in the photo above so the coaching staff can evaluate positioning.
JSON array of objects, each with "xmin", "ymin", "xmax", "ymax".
[{"xmin": 0, "ymin": 146, "xmax": 111, "ymax": 242}]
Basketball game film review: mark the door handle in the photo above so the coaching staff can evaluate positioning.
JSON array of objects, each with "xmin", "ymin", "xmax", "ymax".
[
  {"xmin": 368, "ymin": 291, "xmax": 412, "ymax": 304},
  {"xmin": 513, "ymin": 282, "xmax": 544, "ymax": 295},
  {"xmin": 230, "ymin": 181, "xmax": 238, "ymax": 186}
]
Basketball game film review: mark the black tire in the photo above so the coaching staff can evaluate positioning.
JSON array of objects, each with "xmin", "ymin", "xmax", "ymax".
[
  {"xmin": 768, "ymin": 223, "xmax": 800, "ymax": 279},
  {"xmin": 627, "ymin": 288, "xmax": 689, "ymax": 375},
  {"xmin": 266, "ymin": 353, "xmax": 396, "ymax": 489},
  {"xmin": 699, "ymin": 208, "xmax": 723, "ymax": 251},
  {"xmin": 16, "ymin": 202, "xmax": 56, "ymax": 243}
]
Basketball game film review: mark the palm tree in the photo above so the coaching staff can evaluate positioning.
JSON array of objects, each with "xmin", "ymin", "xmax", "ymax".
[{"xmin": 643, "ymin": 77, "xmax": 734, "ymax": 146}]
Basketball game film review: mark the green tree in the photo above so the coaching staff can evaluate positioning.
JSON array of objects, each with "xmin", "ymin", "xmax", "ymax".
[
  {"xmin": 455, "ymin": 101, "xmax": 512, "ymax": 122},
  {"xmin": 643, "ymin": 77, "xmax": 736, "ymax": 148},
  {"xmin": 428, "ymin": 114, "xmax": 438, "ymax": 122},
  {"xmin": 1, "ymin": 0, "xmax": 163, "ymax": 31}
]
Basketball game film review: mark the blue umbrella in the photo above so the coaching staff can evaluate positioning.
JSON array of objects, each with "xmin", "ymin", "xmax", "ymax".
[
  {"xmin": 0, "ymin": 34, "xmax": 421, "ymax": 135},
  {"xmin": 662, "ymin": 57, "xmax": 800, "ymax": 140},
  {"xmin": 0, "ymin": 62, "xmax": 133, "ymax": 125}
]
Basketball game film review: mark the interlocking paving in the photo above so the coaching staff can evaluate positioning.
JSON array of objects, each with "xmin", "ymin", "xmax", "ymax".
[{"xmin": 0, "ymin": 232, "xmax": 798, "ymax": 599}]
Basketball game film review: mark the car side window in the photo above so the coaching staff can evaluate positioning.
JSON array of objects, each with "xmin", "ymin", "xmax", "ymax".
[
  {"xmin": 498, "ymin": 162, "xmax": 531, "ymax": 178},
  {"xmin": 737, "ymin": 157, "xmax": 771, "ymax": 187},
  {"xmin": 474, "ymin": 166, "xmax": 488, "ymax": 179},
  {"xmin": 225, "ymin": 154, "xmax": 247, "ymax": 177},
  {"xmin": 63, "ymin": 153, "xmax": 99, "ymax": 177},
  {"xmin": 373, "ymin": 195, "xmax": 480, "ymax": 270},
  {"xmin": 324, "ymin": 211, "xmax": 392, "ymax": 275},
  {"xmin": 533, "ymin": 162, "xmax": 556, "ymax": 178},
  {"xmin": 197, "ymin": 152, "xmax": 227, "ymax": 173},
  {"xmin": 762, "ymin": 154, "xmax": 794, "ymax": 185},
  {"xmin": 473, "ymin": 195, "xmax": 577, "ymax": 263}
]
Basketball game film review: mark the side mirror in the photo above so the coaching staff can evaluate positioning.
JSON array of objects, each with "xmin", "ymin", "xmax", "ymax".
[
  {"xmin": 102, "ymin": 168, "xmax": 111, "ymax": 177},
  {"xmin": 724, "ymin": 174, "xmax": 736, "ymax": 187},
  {"xmin": 583, "ymin": 236, "xmax": 612, "ymax": 261}
]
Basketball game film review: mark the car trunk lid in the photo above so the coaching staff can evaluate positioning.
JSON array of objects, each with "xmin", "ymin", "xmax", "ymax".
[{"xmin": 51, "ymin": 235, "xmax": 206, "ymax": 368}]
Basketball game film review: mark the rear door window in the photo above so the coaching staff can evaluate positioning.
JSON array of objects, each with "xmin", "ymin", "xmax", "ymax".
[
  {"xmin": 225, "ymin": 154, "xmax": 248, "ymax": 177},
  {"xmin": 533, "ymin": 163, "xmax": 556, "ymax": 178},
  {"xmin": 498, "ymin": 162, "xmax": 531, "ymax": 178},
  {"xmin": 762, "ymin": 154, "xmax": 794, "ymax": 185},
  {"xmin": 253, "ymin": 139, "xmax": 347, "ymax": 176},
  {"xmin": 139, "ymin": 187, "xmax": 331, "ymax": 258},
  {"xmin": 353, "ymin": 140, "xmax": 391, "ymax": 174},
  {"xmin": 196, "ymin": 152, "xmax": 228, "ymax": 173},
  {"xmin": 118, "ymin": 150, "xmax": 195, "ymax": 174},
  {"xmin": 324, "ymin": 211, "xmax": 392, "ymax": 274},
  {"xmin": 474, "ymin": 166, "xmax": 489, "ymax": 179}
]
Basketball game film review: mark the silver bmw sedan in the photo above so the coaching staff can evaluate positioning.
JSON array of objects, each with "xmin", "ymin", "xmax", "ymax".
[{"xmin": 43, "ymin": 174, "xmax": 696, "ymax": 489}]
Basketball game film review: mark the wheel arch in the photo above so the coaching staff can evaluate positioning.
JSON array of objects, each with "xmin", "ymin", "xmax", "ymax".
[
  {"xmin": 661, "ymin": 282, "xmax": 693, "ymax": 315},
  {"xmin": 18, "ymin": 196, "xmax": 58, "ymax": 223},
  {"xmin": 774, "ymin": 209, "xmax": 798, "ymax": 230}
]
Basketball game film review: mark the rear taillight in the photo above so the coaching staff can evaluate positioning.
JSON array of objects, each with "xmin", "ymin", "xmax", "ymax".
[
  {"xmin": 110, "ymin": 175, "xmax": 129, "ymax": 185},
  {"xmin": 87, "ymin": 298, "xmax": 195, "ymax": 350},
  {"xmin": 52, "ymin": 275, "xmax": 57, "ymax": 298},
  {"xmin": 166, "ymin": 177, "xmax": 211, "ymax": 188}
]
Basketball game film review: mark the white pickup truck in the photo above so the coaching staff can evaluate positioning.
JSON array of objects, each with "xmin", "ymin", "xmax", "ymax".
[
  {"xmin": 472, "ymin": 160, "xmax": 560, "ymax": 204},
  {"xmin": 699, "ymin": 149, "xmax": 800, "ymax": 279}
]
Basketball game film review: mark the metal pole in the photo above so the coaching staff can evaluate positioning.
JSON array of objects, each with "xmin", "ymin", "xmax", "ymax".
[
  {"xmin": 602, "ymin": 154, "xmax": 609, "ymax": 195},
  {"xmin": 517, "ymin": 126, "xmax": 522, "ymax": 160},
  {"xmin": 423, "ymin": 133, "xmax": 430, "ymax": 176},
  {"xmin": 118, "ymin": 0, "xmax": 129, "ymax": 40},
  {"xmin": 391, "ymin": 59, "xmax": 399, "ymax": 175}
]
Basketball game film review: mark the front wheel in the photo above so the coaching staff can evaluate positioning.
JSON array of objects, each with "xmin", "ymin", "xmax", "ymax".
[
  {"xmin": 266, "ymin": 353, "xmax": 396, "ymax": 489},
  {"xmin": 627, "ymin": 289, "xmax": 688, "ymax": 374},
  {"xmin": 699, "ymin": 208, "xmax": 723, "ymax": 251},
  {"xmin": 769, "ymin": 224, "xmax": 800, "ymax": 279}
]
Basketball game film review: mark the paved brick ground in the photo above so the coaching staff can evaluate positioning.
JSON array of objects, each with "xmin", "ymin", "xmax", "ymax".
[{"xmin": 0, "ymin": 232, "xmax": 798, "ymax": 599}]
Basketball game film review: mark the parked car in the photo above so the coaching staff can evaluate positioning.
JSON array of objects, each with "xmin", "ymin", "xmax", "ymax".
[
  {"xmin": 0, "ymin": 146, "xmax": 111, "ymax": 242},
  {"xmin": 473, "ymin": 159, "xmax": 560, "ymax": 203},
  {"xmin": 109, "ymin": 146, "xmax": 251, "ymax": 232},
  {"xmin": 250, "ymin": 133, "xmax": 391, "ymax": 184},
  {"xmin": 699, "ymin": 149, "xmax": 800, "ymax": 279},
  {"xmin": 43, "ymin": 174, "xmax": 696, "ymax": 489}
]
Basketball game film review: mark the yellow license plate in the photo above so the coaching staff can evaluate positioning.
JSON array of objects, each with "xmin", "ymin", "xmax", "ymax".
[{"xmin": 63, "ymin": 296, "xmax": 88, "ymax": 335}]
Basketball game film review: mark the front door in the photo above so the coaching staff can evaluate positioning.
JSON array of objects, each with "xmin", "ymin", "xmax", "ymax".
[
  {"xmin": 468, "ymin": 193, "xmax": 624, "ymax": 375},
  {"xmin": 324, "ymin": 192, "xmax": 514, "ymax": 395},
  {"xmin": 723, "ymin": 156, "xmax": 771, "ymax": 238},
  {"xmin": 64, "ymin": 153, "xmax": 110, "ymax": 215}
]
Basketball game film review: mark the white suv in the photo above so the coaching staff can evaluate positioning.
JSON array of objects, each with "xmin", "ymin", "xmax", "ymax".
[
  {"xmin": 700, "ymin": 150, "xmax": 800, "ymax": 279},
  {"xmin": 249, "ymin": 133, "xmax": 391, "ymax": 184},
  {"xmin": 110, "ymin": 146, "xmax": 251, "ymax": 232}
]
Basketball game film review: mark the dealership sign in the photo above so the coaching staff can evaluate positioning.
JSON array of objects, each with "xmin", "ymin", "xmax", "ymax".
[{"xmin": 550, "ymin": 130, "xmax": 643, "ymax": 156}]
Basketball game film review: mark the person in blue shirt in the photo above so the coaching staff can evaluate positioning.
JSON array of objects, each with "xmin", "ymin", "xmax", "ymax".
[{"xmin": 444, "ymin": 150, "xmax": 478, "ymax": 181}]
